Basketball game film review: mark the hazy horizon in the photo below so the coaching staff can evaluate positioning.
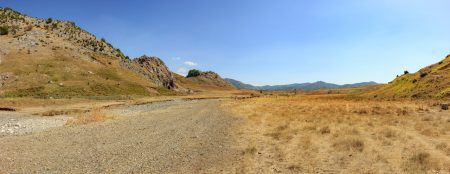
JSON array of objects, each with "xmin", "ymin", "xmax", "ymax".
[{"xmin": 2, "ymin": 0, "xmax": 449, "ymax": 86}]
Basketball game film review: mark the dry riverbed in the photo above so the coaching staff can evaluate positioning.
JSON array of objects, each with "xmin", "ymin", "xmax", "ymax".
[{"xmin": 0, "ymin": 99, "xmax": 244, "ymax": 173}]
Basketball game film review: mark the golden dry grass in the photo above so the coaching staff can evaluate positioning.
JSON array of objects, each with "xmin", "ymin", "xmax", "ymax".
[
  {"xmin": 223, "ymin": 94, "xmax": 450, "ymax": 173},
  {"xmin": 65, "ymin": 108, "xmax": 114, "ymax": 125}
]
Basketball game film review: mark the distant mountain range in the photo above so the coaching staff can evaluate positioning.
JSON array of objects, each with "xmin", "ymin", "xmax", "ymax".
[{"xmin": 224, "ymin": 78, "xmax": 378, "ymax": 91}]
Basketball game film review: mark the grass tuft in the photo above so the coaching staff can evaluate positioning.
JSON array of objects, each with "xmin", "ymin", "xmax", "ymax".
[{"xmin": 66, "ymin": 108, "xmax": 113, "ymax": 125}]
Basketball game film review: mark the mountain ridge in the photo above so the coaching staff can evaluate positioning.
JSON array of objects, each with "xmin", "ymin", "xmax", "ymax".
[{"xmin": 225, "ymin": 78, "xmax": 378, "ymax": 91}]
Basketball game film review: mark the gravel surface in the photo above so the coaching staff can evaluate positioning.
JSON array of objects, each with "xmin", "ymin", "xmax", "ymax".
[
  {"xmin": 105, "ymin": 99, "xmax": 191, "ymax": 116},
  {"xmin": 0, "ymin": 112, "xmax": 68, "ymax": 137},
  {"xmin": 0, "ymin": 99, "xmax": 242, "ymax": 173}
]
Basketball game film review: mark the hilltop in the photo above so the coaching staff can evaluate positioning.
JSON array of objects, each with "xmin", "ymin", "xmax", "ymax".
[
  {"xmin": 225, "ymin": 78, "xmax": 378, "ymax": 91},
  {"xmin": 175, "ymin": 69, "xmax": 235, "ymax": 91}
]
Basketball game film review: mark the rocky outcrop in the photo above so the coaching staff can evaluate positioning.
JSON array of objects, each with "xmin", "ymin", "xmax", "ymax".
[
  {"xmin": 129, "ymin": 55, "xmax": 178, "ymax": 89},
  {"xmin": 186, "ymin": 70, "xmax": 235, "ymax": 89}
]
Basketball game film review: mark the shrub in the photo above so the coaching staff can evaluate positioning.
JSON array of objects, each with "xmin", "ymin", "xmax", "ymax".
[
  {"xmin": 0, "ymin": 26, "xmax": 8, "ymax": 35},
  {"xmin": 333, "ymin": 137, "xmax": 364, "ymax": 152},
  {"xmin": 404, "ymin": 151, "xmax": 435, "ymax": 173},
  {"xmin": 46, "ymin": 18, "xmax": 53, "ymax": 24},
  {"xmin": 320, "ymin": 126, "xmax": 331, "ymax": 134},
  {"xmin": 404, "ymin": 70, "xmax": 409, "ymax": 75},
  {"xmin": 420, "ymin": 72, "xmax": 428, "ymax": 78},
  {"xmin": 187, "ymin": 69, "xmax": 201, "ymax": 78},
  {"xmin": 115, "ymin": 49, "xmax": 126, "ymax": 59}
]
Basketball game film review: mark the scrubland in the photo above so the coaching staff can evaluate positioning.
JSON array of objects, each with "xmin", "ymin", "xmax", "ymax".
[{"xmin": 224, "ymin": 94, "xmax": 450, "ymax": 173}]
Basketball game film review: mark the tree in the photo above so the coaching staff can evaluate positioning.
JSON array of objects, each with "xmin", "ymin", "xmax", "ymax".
[
  {"xmin": 46, "ymin": 18, "xmax": 53, "ymax": 24},
  {"xmin": 187, "ymin": 69, "xmax": 201, "ymax": 78},
  {"xmin": 404, "ymin": 70, "xmax": 409, "ymax": 75}
]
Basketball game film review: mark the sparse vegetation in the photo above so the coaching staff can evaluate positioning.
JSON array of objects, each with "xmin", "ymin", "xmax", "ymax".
[
  {"xmin": 404, "ymin": 151, "xmax": 437, "ymax": 173},
  {"xmin": 333, "ymin": 137, "xmax": 364, "ymax": 152},
  {"xmin": 65, "ymin": 108, "xmax": 113, "ymax": 125},
  {"xmin": 224, "ymin": 94, "xmax": 449, "ymax": 173}
]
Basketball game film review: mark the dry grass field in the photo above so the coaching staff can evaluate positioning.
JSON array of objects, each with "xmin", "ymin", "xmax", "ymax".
[{"xmin": 224, "ymin": 94, "xmax": 450, "ymax": 173}]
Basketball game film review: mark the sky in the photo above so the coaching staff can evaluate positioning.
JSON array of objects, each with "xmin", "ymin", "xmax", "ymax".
[{"xmin": 1, "ymin": 0, "xmax": 450, "ymax": 86}]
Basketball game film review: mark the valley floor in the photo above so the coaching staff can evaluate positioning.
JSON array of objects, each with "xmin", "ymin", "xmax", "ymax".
[
  {"xmin": 0, "ymin": 94, "xmax": 449, "ymax": 173},
  {"xmin": 223, "ymin": 94, "xmax": 450, "ymax": 173},
  {"xmin": 0, "ymin": 99, "xmax": 243, "ymax": 173}
]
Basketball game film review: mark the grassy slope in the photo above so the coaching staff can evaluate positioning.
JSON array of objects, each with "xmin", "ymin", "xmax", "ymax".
[
  {"xmin": 174, "ymin": 73, "xmax": 235, "ymax": 92},
  {"xmin": 366, "ymin": 54, "xmax": 450, "ymax": 99},
  {"xmin": 0, "ymin": 40, "xmax": 173, "ymax": 98}
]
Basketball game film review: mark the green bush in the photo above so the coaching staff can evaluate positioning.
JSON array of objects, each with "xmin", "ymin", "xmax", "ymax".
[
  {"xmin": 187, "ymin": 69, "xmax": 201, "ymax": 77},
  {"xmin": 46, "ymin": 18, "xmax": 53, "ymax": 24},
  {"xmin": 0, "ymin": 26, "xmax": 8, "ymax": 35}
]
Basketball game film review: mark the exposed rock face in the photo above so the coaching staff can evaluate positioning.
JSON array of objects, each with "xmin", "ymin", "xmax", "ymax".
[{"xmin": 131, "ymin": 55, "xmax": 178, "ymax": 89}]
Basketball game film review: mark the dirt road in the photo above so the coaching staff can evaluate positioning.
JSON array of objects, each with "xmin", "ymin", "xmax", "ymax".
[{"xmin": 0, "ymin": 99, "xmax": 243, "ymax": 173}]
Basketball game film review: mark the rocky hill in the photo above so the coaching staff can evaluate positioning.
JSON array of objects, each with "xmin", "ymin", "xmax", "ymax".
[
  {"xmin": 0, "ymin": 7, "xmax": 125, "ymax": 59},
  {"xmin": 0, "ymin": 8, "xmax": 183, "ymax": 98},
  {"xmin": 225, "ymin": 78, "xmax": 378, "ymax": 91},
  {"xmin": 369, "ymin": 54, "xmax": 450, "ymax": 99},
  {"xmin": 174, "ymin": 70, "xmax": 235, "ymax": 91},
  {"xmin": 122, "ymin": 55, "xmax": 178, "ymax": 90}
]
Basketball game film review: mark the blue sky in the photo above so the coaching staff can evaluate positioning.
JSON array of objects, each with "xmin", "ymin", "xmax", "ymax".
[{"xmin": 2, "ymin": 0, "xmax": 450, "ymax": 85}]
